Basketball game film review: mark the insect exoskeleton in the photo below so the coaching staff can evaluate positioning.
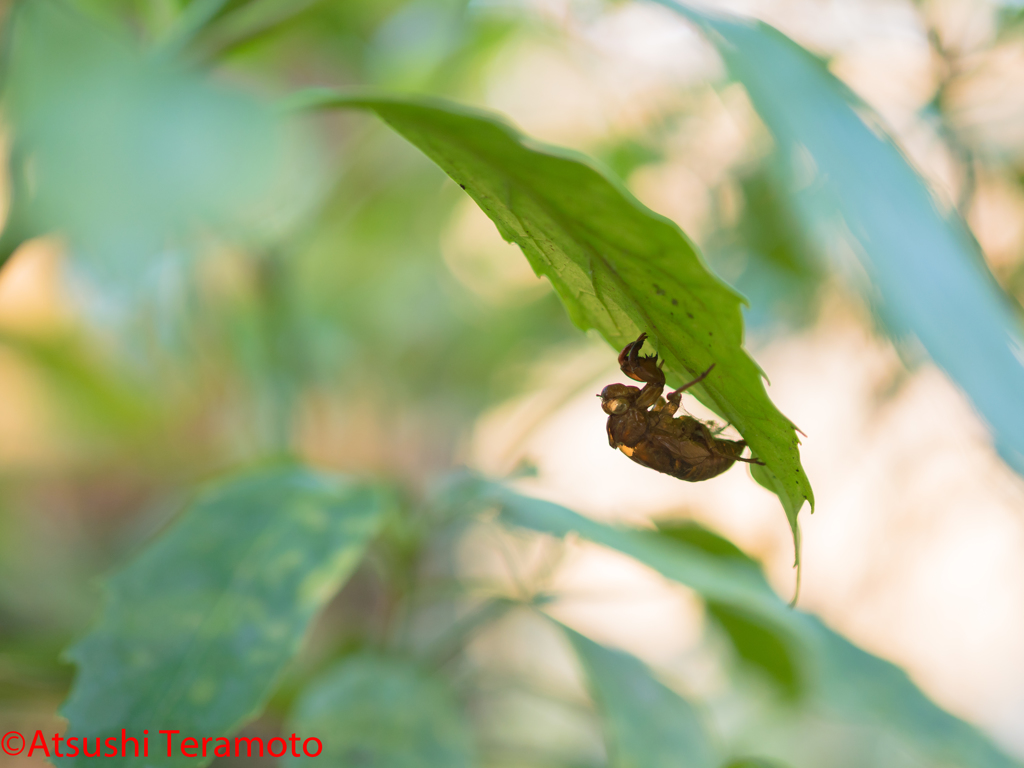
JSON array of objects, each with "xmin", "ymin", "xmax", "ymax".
[
  {"xmin": 599, "ymin": 332, "xmax": 764, "ymax": 482},
  {"xmin": 599, "ymin": 383, "xmax": 638, "ymax": 415}
]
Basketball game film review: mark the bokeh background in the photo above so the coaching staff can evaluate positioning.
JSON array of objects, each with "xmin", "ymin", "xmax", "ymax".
[{"xmin": 2, "ymin": 0, "xmax": 1024, "ymax": 765}]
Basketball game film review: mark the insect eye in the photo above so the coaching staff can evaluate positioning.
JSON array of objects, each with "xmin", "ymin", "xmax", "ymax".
[{"xmin": 603, "ymin": 398, "xmax": 629, "ymax": 415}]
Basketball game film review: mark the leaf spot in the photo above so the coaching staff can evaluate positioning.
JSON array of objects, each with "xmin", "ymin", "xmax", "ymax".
[{"xmin": 189, "ymin": 678, "xmax": 216, "ymax": 705}]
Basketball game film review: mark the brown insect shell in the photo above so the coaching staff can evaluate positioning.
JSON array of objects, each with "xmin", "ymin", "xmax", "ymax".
[
  {"xmin": 605, "ymin": 397, "xmax": 650, "ymax": 449},
  {"xmin": 618, "ymin": 341, "xmax": 664, "ymax": 386},
  {"xmin": 599, "ymin": 383, "xmax": 639, "ymax": 415}
]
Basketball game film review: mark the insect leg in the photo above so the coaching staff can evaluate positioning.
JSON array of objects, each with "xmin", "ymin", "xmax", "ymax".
[
  {"xmin": 669, "ymin": 364, "xmax": 714, "ymax": 396},
  {"xmin": 730, "ymin": 455, "xmax": 766, "ymax": 465},
  {"xmin": 627, "ymin": 332, "xmax": 646, "ymax": 372},
  {"xmin": 618, "ymin": 333, "xmax": 666, "ymax": 388},
  {"xmin": 706, "ymin": 434, "xmax": 766, "ymax": 466},
  {"xmin": 663, "ymin": 391, "xmax": 681, "ymax": 416},
  {"xmin": 618, "ymin": 333, "xmax": 647, "ymax": 377},
  {"xmin": 634, "ymin": 379, "xmax": 664, "ymax": 409},
  {"xmin": 661, "ymin": 364, "xmax": 715, "ymax": 416}
]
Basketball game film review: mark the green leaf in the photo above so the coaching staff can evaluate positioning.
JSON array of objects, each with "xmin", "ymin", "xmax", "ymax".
[
  {"xmin": 154, "ymin": 0, "xmax": 234, "ymax": 57},
  {"xmin": 704, "ymin": 162, "xmax": 822, "ymax": 331},
  {"xmin": 4, "ymin": 0, "xmax": 290, "ymax": 285},
  {"xmin": 0, "ymin": 142, "xmax": 38, "ymax": 270},
  {"xmin": 494, "ymin": 482, "xmax": 808, "ymax": 701},
  {"xmin": 804, "ymin": 616, "xmax": 1021, "ymax": 768},
  {"xmin": 708, "ymin": 603, "xmax": 802, "ymax": 701},
  {"xmin": 655, "ymin": 518, "xmax": 753, "ymax": 563},
  {"xmin": 560, "ymin": 623, "xmax": 717, "ymax": 768},
  {"xmin": 655, "ymin": 521, "xmax": 802, "ymax": 699},
  {"xmin": 485, "ymin": 480, "xmax": 1021, "ymax": 768},
  {"xmin": 283, "ymin": 654, "xmax": 475, "ymax": 768},
  {"xmin": 0, "ymin": 329, "xmax": 157, "ymax": 438},
  {"xmin": 660, "ymin": 1, "xmax": 1024, "ymax": 479},
  {"xmin": 193, "ymin": 0, "xmax": 326, "ymax": 60},
  {"xmin": 491, "ymin": 481, "xmax": 788, "ymax": 626},
  {"xmin": 721, "ymin": 760, "xmax": 792, "ymax": 768},
  {"xmin": 56, "ymin": 466, "xmax": 392, "ymax": 768},
  {"xmin": 286, "ymin": 88, "xmax": 812, "ymax": 565}
]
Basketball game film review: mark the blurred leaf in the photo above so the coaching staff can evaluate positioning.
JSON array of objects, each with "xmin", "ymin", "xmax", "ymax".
[
  {"xmin": 561, "ymin": 623, "xmax": 717, "ymax": 768},
  {"xmin": 804, "ymin": 617, "xmax": 1023, "ymax": 768},
  {"xmin": 287, "ymin": 89, "xmax": 812, "ymax": 564},
  {"xmin": 663, "ymin": 2, "xmax": 1024, "ymax": 479},
  {"xmin": 156, "ymin": 0, "xmax": 237, "ymax": 56},
  {"xmin": 195, "ymin": 0, "xmax": 327, "ymax": 58},
  {"xmin": 996, "ymin": 4, "xmax": 1024, "ymax": 39},
  {"xmin": 658, "ymin": 519, "xmax": 1022, "ymax": 766},
  {"xmin": 57, "ymin": 466, "xmax": 392, "ymax": 768},
  {"xmin": 655, "ymin": 521, "xmax": 802, "ymax": 700},
  {"xmin": 422, "ymin": 596, "xmax": 516, "ymax": 667},
  {"xmin": 705, "ymin": 163, "xmax": 822, "ymax": 330},
  {"xmin": 721, "ymin": 760, "xmax": 792, "ymax": 768},
  {"xmin": 596, "ymin": 137, "xmax": 664, "ymax": 182},
  {"xmin": 482, "ymin": 479, "xmax": 1022, "ymax": 768},
  {"xmin": 654, "ymin": 518, "xmax": 751, "ymax": 562},
  {"xmin": 366, "ymin": 0, "xmax": 470, "ymax": 89},
  {"xmin": 284, "ymin": 653, "xmax": 475, "ymax": 767},
  {"xmin": 488, "ymin": 481, "xmax": 787, "ymax": 622},
  {"xmin": 490, "ymin": 482, "xmax": 808, "ymax": 704},
  {"xmin": 291, "ymin": 130, "xmax": 576, "ymax": 418},
  {"xmin": 0, "ymin": 330, "xmax": 157, "ymax": 438},
  {"xmin": 0, "ymin": 143, "xmax": 37, "ymax": 269},
  {"xmin": 707, "ymin": 603, "xmax": 801, "ymax": 701},
  {"xmin": 4, "ymin": 0, "xmax": 290, "ymax": 285}
]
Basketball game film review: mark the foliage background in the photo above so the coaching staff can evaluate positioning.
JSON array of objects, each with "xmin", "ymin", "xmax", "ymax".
[{"xmin": 2, "ymin": 0, "xmax": 1024, "ymax": 766}]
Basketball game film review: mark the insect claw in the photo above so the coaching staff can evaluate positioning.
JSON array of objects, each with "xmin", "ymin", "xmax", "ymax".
[{"xmin": 618, "ymin": 332, "xmax": 665, "ymax": 385}]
